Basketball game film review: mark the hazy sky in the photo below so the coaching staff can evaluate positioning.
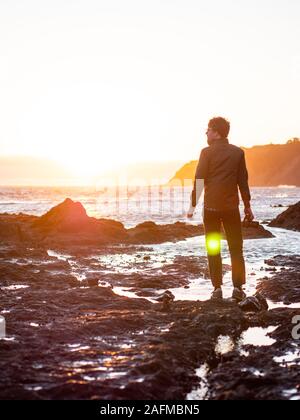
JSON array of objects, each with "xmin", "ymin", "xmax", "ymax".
[{"xmin": 0, "ymin": 0, "xmax": 299, "ymax": 178}]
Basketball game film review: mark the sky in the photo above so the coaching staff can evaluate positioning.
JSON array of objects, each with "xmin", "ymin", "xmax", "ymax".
[{"xmin": 0, "ymin": 0, "xmax": 299, "ymax": 182}]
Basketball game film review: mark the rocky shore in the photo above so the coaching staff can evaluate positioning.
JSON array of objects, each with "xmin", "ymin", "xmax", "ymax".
[
  {"xmin": 0, "ymin": 240, "xmax": 299, "ymax": 400},
  {"xmin": 0, "ymin": 198, "xmax": 274, "ymax": 249},
  {"xmin": 0, "ymin": 199, "xmax": 299, "ymax": 400},
  {"xmin": 205, "ymin": 255, "xmax": 300, "ymax": 400}
]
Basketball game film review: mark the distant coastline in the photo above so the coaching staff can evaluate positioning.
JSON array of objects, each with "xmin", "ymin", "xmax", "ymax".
[{"xmin": 168, "ymin": 139, "xmax": 300, "ymax": 187}]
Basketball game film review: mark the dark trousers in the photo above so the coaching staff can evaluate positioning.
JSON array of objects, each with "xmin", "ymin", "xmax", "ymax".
[{"xmin": 203, "ymin": 207, "xmax": 246, "ymax": 289}]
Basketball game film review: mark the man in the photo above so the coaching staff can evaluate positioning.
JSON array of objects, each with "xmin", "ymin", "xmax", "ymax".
[{"xmin": 187, "ymin": 117, "xmax": 254, "ymax": 301}]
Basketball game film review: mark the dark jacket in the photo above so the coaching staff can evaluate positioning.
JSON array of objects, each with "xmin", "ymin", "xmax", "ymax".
[{"xmin": 191, "ymin": 138, "xmax": 251, "ymax": 210}]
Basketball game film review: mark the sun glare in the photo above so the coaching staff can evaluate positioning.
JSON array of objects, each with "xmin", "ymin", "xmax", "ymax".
[{"xmin": 206, "ymin": 232, "xmax": 222, "ymax": 256}]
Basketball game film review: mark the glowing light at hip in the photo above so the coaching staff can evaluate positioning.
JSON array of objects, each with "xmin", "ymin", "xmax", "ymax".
[{"xmin": 206, "ymin": 232, "xmax": 222, "ymax": 256}]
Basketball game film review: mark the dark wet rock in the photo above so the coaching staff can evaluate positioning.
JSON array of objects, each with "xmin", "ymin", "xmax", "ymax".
[
  {"xmin": 242, "ymin": 220, "xmax": 260, "ymax": 228},
  {"xmin": 0, "ymin": 245, "xmax": 299, "ymax": 400},
  {"xmin": 127, "ymin": 221, "xmax": 204, "ymax": 244},
  {"xmin": 98, "ymin": 281, "xmax": 113, "ymax": 289},
  {"xmin": 86, "ymin": 277, "xmax": 99, "ymax": 287},
  {"xmin": 32, "ymin": 199, "xmax": 127, "ymax": 245},
  {"xmin": 0, "ymin": 199, "xmax": 274, "ymax": 247},
  {"xmin": 33, "ymin": 198, "xmax": 89, "ymax": 231},
  {"xmin": 264, "ymin": 255, "xmax": 300, "ymax": 268},
  {"xmin": 47, "ymin": 260, "xmax": 71, "ymax": 271},
  {"xmin": 0, "ymin": 244, "xmax": 232, "ymax": 400},
  {"xmin": 120, "ymin": 255, "xmax": 217, "ymax": 298},
  {"xmin": 269, "ymin": 201, "xmax": 300, "ymax": 232},
  {"xmin": 156, "ymin": 290, "xmax": 175, "ymax": 303},
  {"xmin": 136, "ymin": 221, "xmax": 157, "ymax": 229},
  {"xmin": 0, "ymin": 214, "xmax": 37, "ymax": 243},
  {"xmin": 0, "ymin": 205, "xmax": 127, "ymax": 248},
  {"xmin": 206, "ymin": 306, "xmax": 300, "ymax": 400},
  {"xmin": 226, "ymin": 221, "xmax": 274, "ymax": 240},
  {"xmin": 257, "ymin": 255, "xmax": 300, "ymax": 304},
  {"xmin": 239, "ymin": 293, "xmax": 269, "ymax": 312},
  {"xmin": 0, "ymin": 273, "xmax": 246, "ymax": 400},
  {"xmin": 0, "ymin": 200, "xmax": 204, "ymax": 246},
  {"xmin": 156, "ymin": 291, "xmax": 175, "ymax": 311},
  {"xmin": 240, "ymin": 223, "xmax": 275, "ymax": 239},
  {"xmin": 130, "ymin": 220, "xmax": 274, "ymax": 243}
]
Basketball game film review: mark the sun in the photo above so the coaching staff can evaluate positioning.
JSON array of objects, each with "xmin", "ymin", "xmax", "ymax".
[{"xmin": 57, "ymin": 153, "xmax": 115, "ymax": 182}]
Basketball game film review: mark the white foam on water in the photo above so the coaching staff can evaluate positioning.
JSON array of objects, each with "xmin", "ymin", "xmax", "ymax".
[
  {"xmin": 0, "ymin": 315, "xmax": 6, "ymax": 339},
  {"xmin": 47, "ymin": 250, "xmax": 72, "ymax": 261},
  {"xmin": 240, "ymin": 326, "xmax": 277, "ymax": 347},
  {"xmin": 113, "ymin": 286, "xmax": 158, "ymax": 304},
  {"xmin": 215, "ymin": 335, "xmax": 235, "ymax": 355},
  {"xmin": 274, "ymin": 349, "xmax": 300, "ymax": 367},
  {"xmin": 282, "ymin": 389, "xmax": 300, "ymax": 400},
  {"xmin": 186, "ymin": 364, "xmax": 209, "ymax": 401},
  {"xmin": 1, "ymin": 285, "xmax": 29, "ymax": 291},
  {"xmin": 268, "ymin": 301, "xmax": 300, "ymax": 310}
]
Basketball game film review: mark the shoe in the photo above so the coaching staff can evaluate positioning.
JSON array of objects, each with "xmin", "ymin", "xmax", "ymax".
[
  {"xmin": 232, "ymin": 287, "xmax": 246, "ymax": 302},
  {"xmin": 211, "ymin": 288, "xmax": 223, "ymax": 301}
]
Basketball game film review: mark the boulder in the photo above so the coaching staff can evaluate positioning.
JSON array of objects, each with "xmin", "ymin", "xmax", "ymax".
[
  {"xmin": 239, "ymin": 293, "xmax": 269, "ymax": 312},
  {"xmin": 269, "ymin": 201, "xmax": 300, "ymax": 232},
  {"xmin": 32, "ymin": 198, "xmax": 89, "ymax": 232}
]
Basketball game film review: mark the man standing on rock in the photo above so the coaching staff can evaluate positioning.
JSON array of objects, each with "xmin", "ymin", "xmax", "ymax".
[{"xmin": 187, "ymin": 117, "xmax": 254, "ymax": 301}]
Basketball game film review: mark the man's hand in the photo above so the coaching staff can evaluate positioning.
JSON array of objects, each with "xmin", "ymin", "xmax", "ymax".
[
  {"xmin": 187, "ymin": 211, "xmax": 194, "ymax": 219},
  {"xmin": 244, "ymin": 205, "xmax": 254, "ymax": 222},
  {"xmin": 187, "ymin": 204, "xmax": 195, "ymax": 219}
]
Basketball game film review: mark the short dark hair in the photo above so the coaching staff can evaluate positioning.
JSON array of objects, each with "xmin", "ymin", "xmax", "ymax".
[{"xmin": 208, "ymin": 117, "xmax": 230, "ymax": 138}]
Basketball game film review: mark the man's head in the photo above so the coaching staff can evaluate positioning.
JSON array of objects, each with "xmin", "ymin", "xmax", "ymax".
[{"xmin": 206, "ymin": 117, "xmax": 230, "ymax": 145}]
